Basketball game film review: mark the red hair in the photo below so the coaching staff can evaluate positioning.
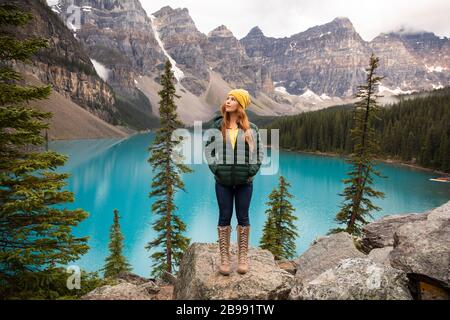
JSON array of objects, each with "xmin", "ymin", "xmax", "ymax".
[{"xmin": 219, "ymin": 102, "xmax": 255, "ymax": 152}]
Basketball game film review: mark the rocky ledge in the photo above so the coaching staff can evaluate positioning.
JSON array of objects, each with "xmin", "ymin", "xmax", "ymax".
[
  {"xmin": 81, "ymin": 272, "xmax": 174, "ymax": 300},
  {"xmin": 173, "ymin": 243, "xmax": 294, "ymax": 300},
  {"xmin": 82, "ymin": 201, "xmax": 450, "ymax": 300}
]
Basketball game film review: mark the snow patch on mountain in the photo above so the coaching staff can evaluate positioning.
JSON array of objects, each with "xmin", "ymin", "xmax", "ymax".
[
  {"xmin": 90, "ymin": 59, "xmax": 111, "ymax": 82},
  {"xmin": 275, "ymin": 86, "xmax": 288, "ymax": 94},
  {"xmin": 378, "ymin": 84, "xmax": 413, "ymax": 95},
  {"xmin": 301, "ymin": 89, "xmax": 323, "ymax": 101},
  {"xmin": 149, "ymin": 14, "xmax": 185, "ymax": 82},
  {"xmin": 425, "ymin": 65, "xmax": 446, "ymax": 73}
]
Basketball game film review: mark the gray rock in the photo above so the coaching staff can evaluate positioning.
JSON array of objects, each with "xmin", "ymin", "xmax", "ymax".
[
  {"xmin": 139, "ymin": 282, "xmax": 161, "ymax": 295},
  {"xmin": 82, "ymin": 272, "xmax": 161, "ymax": 300},
  {"xmin": 368, "ymin": 247, "xmax": 393, "ymax": 266},
  {"xmin": 116, "ymin": 272, "xmax": 151, "ymax": 285},
  {"xmin": 361, "ymin": 213, "xmax": 428, "ymax": 253},
  {"xmin": 298, "ymin": 258, "xmax": 413, "ymax": 300},
  {"xmin": 81, "ymin": 282, "xmax": 153, "ymax": 300},
  {"xmin": 427, "ymin": 201, "xmax": 450, "ymax": 221},
  {"xmin": 289, "ymin": 232, "xmax": 365, "ymax": 299},
  {"xmin": 276, "ymin": 260, "xmax": 297, "ymax": 275},
  {"xmin": 390, "ymin": 201, "xmax": 450, "ymax": 287},
  {"xmin": 173, "ymin": 243, "xmax": 294, "ymax": 300},
  {"xmin": 294, "ymin": 232, "xmax": 364, "ymax": 282},
  {"xmin": 158, "ymin": 271, "xmax": 178, "ymax": 286}
]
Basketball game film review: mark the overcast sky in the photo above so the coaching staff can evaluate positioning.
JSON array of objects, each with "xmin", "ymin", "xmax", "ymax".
[
  {"xmin": 139, "ymin": 0, "xmax": 450, "ymax": 41},
  {"xmin": 46, "ymin": 0, "xmax": 449, "ymax": 41}
]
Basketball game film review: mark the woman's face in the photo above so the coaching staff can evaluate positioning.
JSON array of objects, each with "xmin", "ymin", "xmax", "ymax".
[{"xmin": 225, "ymin": 95, "xmax": 240, "ymax": 113}]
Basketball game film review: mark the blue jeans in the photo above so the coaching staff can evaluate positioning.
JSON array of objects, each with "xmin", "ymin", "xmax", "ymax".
[{"xmin": 215, "ymin": 181, "xmax": 253, "ymax": 227}]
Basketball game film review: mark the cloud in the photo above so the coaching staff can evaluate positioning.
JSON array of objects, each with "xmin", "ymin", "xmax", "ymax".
[{"xmin": 139, "ymin": 0, "xmax": 450, "ymax": 41}]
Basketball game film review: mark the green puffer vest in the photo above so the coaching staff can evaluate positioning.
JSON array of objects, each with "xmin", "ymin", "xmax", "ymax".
[{"xmin": 205, "ymin": 115, "xmax": 264, "ymax": 186}]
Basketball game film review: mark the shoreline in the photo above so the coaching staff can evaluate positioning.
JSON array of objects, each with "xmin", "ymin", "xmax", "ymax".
[
  {"xmin": 267, "ymin": 145, "xmax": 450, "ymax": 176},
  {"xmin": 46, "ymin": 133, "xmax": 448, "ymax": 176},
  {"xmin": 46, "ymin": 127, "xmax": 151, "ymax": 142}
]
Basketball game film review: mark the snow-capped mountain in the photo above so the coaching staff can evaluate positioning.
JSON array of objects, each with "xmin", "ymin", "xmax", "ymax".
[{"xmin": 44, "ymin": 0, "xmax": 450, "ymax": 125}]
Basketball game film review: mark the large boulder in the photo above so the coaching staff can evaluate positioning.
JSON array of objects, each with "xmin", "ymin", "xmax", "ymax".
[
  {"xmin": 390, "ymin": 201, "xmax": 450, "ymax": 288},
  {"xmin": 276, "ymin": 260, "xmax": 297, "ymax": 275},
  {"xmin": 81, "ymin": 272, "xmax": 168, "ymax": 300},
  {"xmin": 368, "ymin": 247, "xmax": 393, "ymax": 266},
  {"xmin": 361, "ymin": 213, "xmax": 429, "ymax": 253},
  {"xmin": 116, "ymin": 272, "xmax": 152, "ymax": 285},
  {"xmin": 294, "ymin": 232, "xmax": 365, "ymax": 282},
  {"xmin": 173, "ymin": 243, "xmax": 294, "ymax": 300},
  {"xmin": 297, "ymin": 258, "xmax": 413, "ymax": 300},
  {"xmin": 427, "ymin": 201, "xmax": 450, "ymax": 221},
  {"xmin": 81, "ymin": 282, "xmax": 155, "ymax": 300},
  {"xmin": 289, "ymin": 232, "xmax": 366, "ymax": 299}
]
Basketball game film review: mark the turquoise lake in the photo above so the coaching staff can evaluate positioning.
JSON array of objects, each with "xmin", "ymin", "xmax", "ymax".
[{"xmin": 49, "ymin": 132, "xmax": 450, "ymax": 277}]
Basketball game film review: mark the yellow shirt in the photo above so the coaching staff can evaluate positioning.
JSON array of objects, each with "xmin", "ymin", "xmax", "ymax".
[{"xmin": 228, "ymin": 128, "xmax": 239, "ymax": 149}]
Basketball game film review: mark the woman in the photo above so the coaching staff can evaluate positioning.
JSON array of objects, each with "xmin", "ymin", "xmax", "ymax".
[{"xmin": 205, "ymin": 89, "xmax": 264, "ymax": 276}]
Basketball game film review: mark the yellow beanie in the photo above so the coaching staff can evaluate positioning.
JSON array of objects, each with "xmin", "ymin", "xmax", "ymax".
[{"xmin": 228, "ymin": 89, "xmax": 251, "ymax": 110}]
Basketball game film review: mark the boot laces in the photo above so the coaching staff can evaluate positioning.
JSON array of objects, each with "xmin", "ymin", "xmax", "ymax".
[
  {"xmin": 239, "ymin": 227, "xmax": 249, "ymax": 264},
  {"xmin": 218, "ymin": 227, "xmax": 230, "ymax": 264}
]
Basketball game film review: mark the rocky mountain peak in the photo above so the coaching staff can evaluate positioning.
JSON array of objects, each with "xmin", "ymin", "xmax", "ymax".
[
  {"xmin": 208, "ymin": 25, "xmax": 234, "ymax": 38},
  {"xmin": 153, "ymin": 5, "xmax": 190, "ymax": 19},
  {"xmin": 321, "ymin": 16, "xmax": 357, "ymax": 35},
  {"xmin": 330, "ymin": 16, "xmax": 355, "ymax": 29},
  {"xmin": 246, "ymin": 26, "xmax": 265, "ymax": 38},
  {"xmin": 151, "ymin": 5, "xmax": 200, "ymax": 38},
  {"xmin": 149, "ymin": 4, "xmax": 210, "ymax": 96},
  {"xmin": 153, "ymin": 5, "xmax": 174, "ymax": 16},
  {"xmin": 289, "ymin": 16, "xmax": 362, "ymax": 44}
]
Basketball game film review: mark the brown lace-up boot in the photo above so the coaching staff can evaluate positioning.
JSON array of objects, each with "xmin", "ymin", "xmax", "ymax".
[
  {"xmin": 237, "ymin": 225, "xmax": 250, "ymax": 274},
  {"xmin": 217, "ymin": 225, "xmax": 232, "ymax": 275}
]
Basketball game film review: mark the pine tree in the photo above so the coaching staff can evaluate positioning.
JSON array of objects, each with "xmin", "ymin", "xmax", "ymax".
[
  {"xmin": 102, "ymin": 209, "xmax": 132, "ymax": 278},
  {"xmin": 146, "ymin": 60, "xmax": 192, "ymax": 277},
  {"xmin": 0, "ymin": 4, "xmax": 89, "ymax": 296},
  {"xmin": 330, "ymin": 54, "xmax": 386, "ymax": 236},
  {"xmin": 260, "ymin": 176, "xmax": 299, "ymax": 260}
]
